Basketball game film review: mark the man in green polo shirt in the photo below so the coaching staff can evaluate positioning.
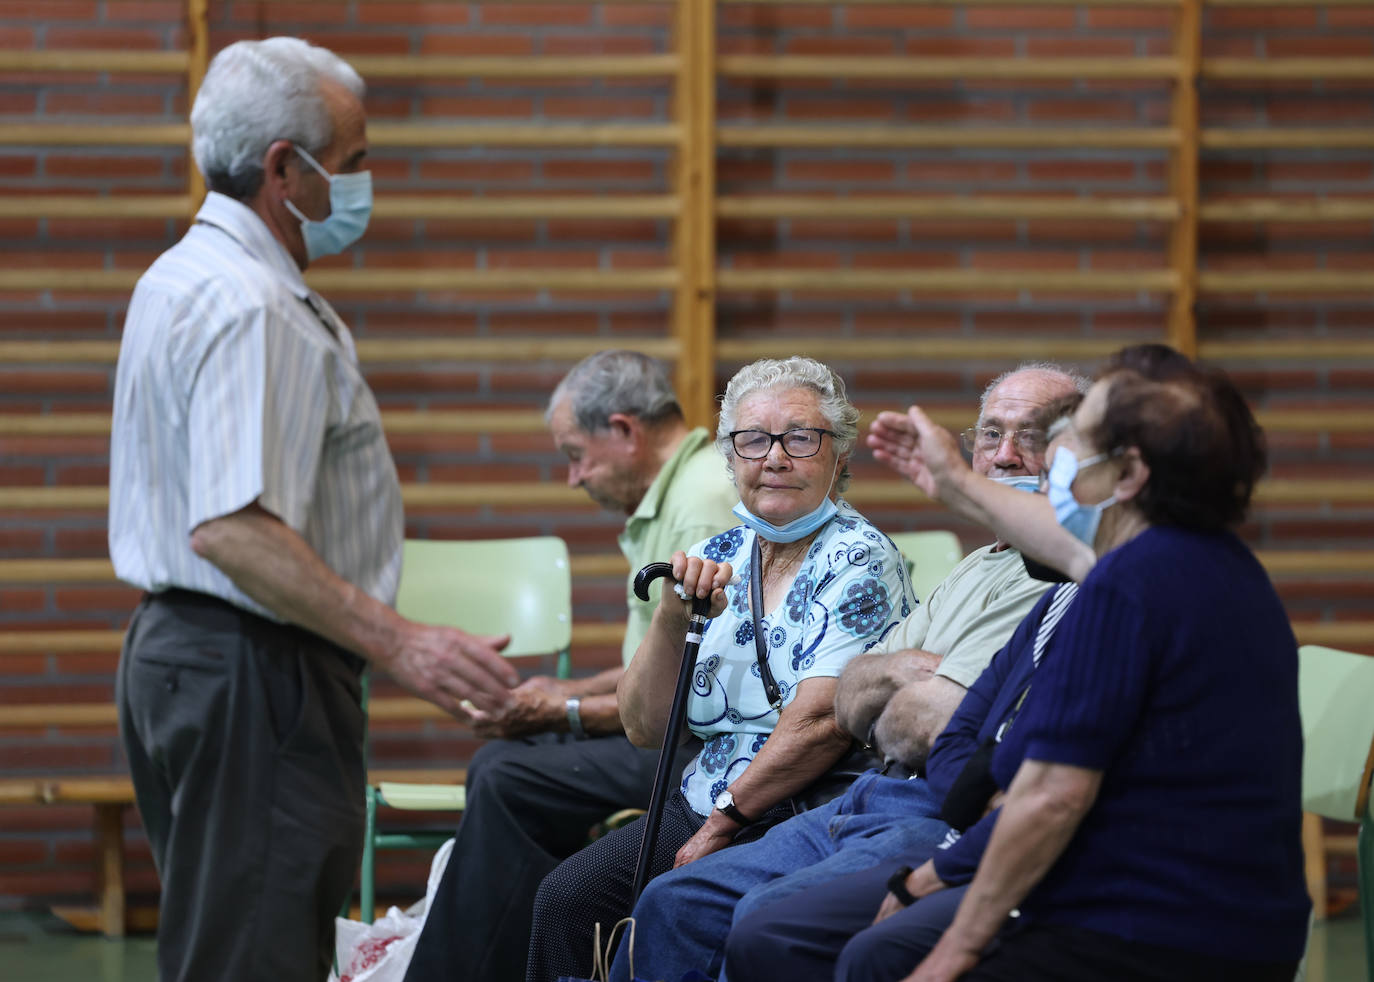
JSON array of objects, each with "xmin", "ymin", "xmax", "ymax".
[{"xmin": 405, "ymin": 350, "xmax": 739, "ymax": 982}]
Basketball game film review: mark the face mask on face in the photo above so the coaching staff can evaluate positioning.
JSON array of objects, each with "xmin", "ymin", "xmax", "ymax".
[
  {"xmin": 991, "ymin": 475, "xmax": 1042, "ymax": 493},
  {"xmin": 283, "ymin": 145, "xmax": 372, "ymax": 261},
  {"xmin": 1046, "ymin": 446, "xmax": 1117, "ymax": 547}
]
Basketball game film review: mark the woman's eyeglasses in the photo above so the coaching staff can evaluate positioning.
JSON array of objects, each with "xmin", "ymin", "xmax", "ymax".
[{"xmin": 729, "ymin": 428, "xmax": 835, "ymax": 460}]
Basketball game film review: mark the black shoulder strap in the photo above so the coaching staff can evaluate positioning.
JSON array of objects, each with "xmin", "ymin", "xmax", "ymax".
[{"xmin": 750, "ymin": 535, "xmax": 784, "ymax": 709}]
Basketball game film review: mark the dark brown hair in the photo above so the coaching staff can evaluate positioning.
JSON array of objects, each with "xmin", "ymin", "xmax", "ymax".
[
  {"xmin": 1103, "ymin": 342, "xmax": 1199, "ymax": 383},
  {"xmin": 1030, "ymin": 392, "xmax": 1085, "ymax": 436},
  {"xmin": 1087, "ymin": 366, "xmax": 1267, "ymax": 530}
]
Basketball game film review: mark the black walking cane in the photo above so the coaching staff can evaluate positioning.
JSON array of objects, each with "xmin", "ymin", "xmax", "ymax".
[{"xmin": 628, "ymin": 562, "xmax": 715, "ymax": 903}]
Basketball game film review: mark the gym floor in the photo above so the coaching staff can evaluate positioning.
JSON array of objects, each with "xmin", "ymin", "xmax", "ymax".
[{"xmin": 0, "ymin": 907, "xmax": 1367, "ymax": 982}]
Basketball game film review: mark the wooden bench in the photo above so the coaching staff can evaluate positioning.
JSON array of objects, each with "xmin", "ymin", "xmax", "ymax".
[{"xmin": 0, "ymin": 766, "xmax": 466, "ymax": 937}]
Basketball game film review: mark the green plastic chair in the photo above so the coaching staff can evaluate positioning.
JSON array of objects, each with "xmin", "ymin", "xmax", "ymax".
[
  {"xmin": 886, "ymin": 530, "xmax": 964, "ymax": 605},
  {"xmin": 1297, "ymin": 643, "xmax": 1374, "ymax": 981},
  {"xmin": 358, "ymin": 536, "xmax": 573, "ymax": 922}
]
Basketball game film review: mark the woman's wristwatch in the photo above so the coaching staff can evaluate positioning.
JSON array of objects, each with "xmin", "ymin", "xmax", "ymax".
[
  {"xmin": 712, "ymin": 789, "xmax": 754, "ymax": 826},
  {"xmin": 885, "ymin": 865, "xmax": 918, "ymax": 907}
]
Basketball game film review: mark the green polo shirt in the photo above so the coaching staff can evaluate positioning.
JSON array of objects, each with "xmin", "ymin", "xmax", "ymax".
[{"xmin": 617, "ymin": 427, "xmax": 740, "ymax": 667}]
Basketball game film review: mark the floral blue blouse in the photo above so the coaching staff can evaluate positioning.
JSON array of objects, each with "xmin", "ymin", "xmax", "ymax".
[{"xmin": 677, "ymin": 499, "xmax": 917, "ymax": 817}]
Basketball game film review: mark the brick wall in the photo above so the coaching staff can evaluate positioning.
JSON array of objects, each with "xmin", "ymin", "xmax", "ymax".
[{"xmin": 2, "ymin": 1, "xmax": 1372, "ymax": 910}]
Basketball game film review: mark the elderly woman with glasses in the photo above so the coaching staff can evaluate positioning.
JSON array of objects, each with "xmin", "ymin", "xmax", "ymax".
[{"xmin": 524, "ymin": 356, "xmax": 917, "ymax": 982}]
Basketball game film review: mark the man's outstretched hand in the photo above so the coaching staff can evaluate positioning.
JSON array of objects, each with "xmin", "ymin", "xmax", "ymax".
[
  {"xmin": 383, "ymin": 624, "xmax": 517, "ymax": 719},
  {"xmin": 867, "ymin": 407, "xmax": 966, "ymax": 501}
]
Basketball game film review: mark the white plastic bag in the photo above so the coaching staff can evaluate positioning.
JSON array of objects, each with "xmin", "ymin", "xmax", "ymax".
[{"xmin": 329, "ymin": 837, "xmax": 454, "ymax": 982}]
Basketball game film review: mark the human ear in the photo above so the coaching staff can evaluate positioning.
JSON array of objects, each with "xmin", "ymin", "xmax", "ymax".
[
  {"xmin": 1114, "ymin": 448, "xmax": 1150, "ymax": 504},
  {"xmin": 605, "ymin": 412, "xmax": 639, "ymax": 446},
  {"xmin": 261, "ymin": 139, "xmax": 298, "ymax": 196}
]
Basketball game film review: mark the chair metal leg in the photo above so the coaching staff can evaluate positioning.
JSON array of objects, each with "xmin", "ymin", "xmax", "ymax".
[
  {"xmin": 1359, "ymin": 813, "xmax": 1373, "ymax": 982},
  {"xmin": 361, "ymin": 784, "xmax": 379, "ymax": 925}
]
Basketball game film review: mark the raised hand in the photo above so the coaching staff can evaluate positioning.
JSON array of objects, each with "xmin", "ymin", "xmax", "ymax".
[{"xmin": 867, "ymin": 406, "xmax": 968, "ymax": 502}]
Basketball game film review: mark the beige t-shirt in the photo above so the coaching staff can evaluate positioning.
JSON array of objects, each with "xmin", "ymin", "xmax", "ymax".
[{"xmin": 873, "ymin": 544, "xmax": 1051, "ymax": 687}]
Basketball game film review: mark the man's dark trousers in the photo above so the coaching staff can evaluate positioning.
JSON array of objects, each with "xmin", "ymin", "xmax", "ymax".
[
  {"xmin": 404, "ymin": 731, "xmax": 701, "ymax": 982},
  {"xmin": 117, "ymin": 589, "xmax": 367, "ymax": 982}
]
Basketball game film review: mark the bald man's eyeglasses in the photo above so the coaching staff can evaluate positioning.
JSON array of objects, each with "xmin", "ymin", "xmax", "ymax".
[{"xmin": 960, "ymin": 426, "xmax": 1047, "ymax": 456}]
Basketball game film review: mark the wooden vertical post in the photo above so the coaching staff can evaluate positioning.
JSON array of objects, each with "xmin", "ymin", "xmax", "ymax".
[
  {"xmin": 1167, "ymin": 0, "xmax": 1201, "ymax": 358},
  {"xmin": 94, "ymin": 803, "xmax": 126, "ymax": 938},
  {"xmin": 671, "ymin": 0, "xmax": 718, "ymax": 429},
  {"xmin": 185, "ymin": 0, "xmax": 209, "ymax": 217}
]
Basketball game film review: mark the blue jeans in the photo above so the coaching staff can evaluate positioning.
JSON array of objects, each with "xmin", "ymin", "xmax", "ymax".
[
  {"xmin": 722, "ymin": 864, "xmax": 968, "ymax": 982},
  {"xmin": 608, "ymin": 770, "xmax": 950, "ymax": 982}
]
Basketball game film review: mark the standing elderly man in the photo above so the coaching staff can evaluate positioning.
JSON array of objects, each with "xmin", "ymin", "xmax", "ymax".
[
  {"xmin": 404, "ymin": 350, "xmax": 740, "ymax": 982},
  {"xmin": 605, "ymin": 363, "xmax": 1088, "ymax": 982},
  {"xmin": 108, "ymin": 38, "xmax": 518, "ymax": 982}
]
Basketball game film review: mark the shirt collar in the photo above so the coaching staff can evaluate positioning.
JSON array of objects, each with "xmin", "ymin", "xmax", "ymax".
[
  {"xmin": 627, "ymin": 427, "xmax": 712, "ymax": 526},
  {"xmin": 195, "ymin": 191, "xmax": 311, "ymax": 301}
]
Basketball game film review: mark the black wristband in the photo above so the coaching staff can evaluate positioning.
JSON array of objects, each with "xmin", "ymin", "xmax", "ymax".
[
  {"xmin": 716, "ymin": 799, "xmax": 754, "ymax": 826},
  {"xmin": 885, "ymin": 865, "xmax": 917, "ymax": 907}
]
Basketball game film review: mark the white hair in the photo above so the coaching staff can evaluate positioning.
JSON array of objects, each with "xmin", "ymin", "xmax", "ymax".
[
  {"xmin": 979, "ymin": 361, "xmax": 1092, "ymax": 420},
  {"xmin": 716, "ymin": 356, "xmax": 860, "ymax": 492},
  {"xmin": 546, "ymin": 350, "xmax": 682, "ymax": 433},
  {"xmin": 191, "ymin": 37, "xmax": 364, "ymax": 201}
]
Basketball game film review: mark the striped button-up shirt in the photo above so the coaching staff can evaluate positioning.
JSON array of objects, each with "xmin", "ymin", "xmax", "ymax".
[{"xmin": 108, "ymin": 191, "xmax": 403, "ymax": 618}]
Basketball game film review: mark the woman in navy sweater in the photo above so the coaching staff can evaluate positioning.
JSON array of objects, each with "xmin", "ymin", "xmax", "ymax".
[{"xmin": 889, "ymin": 364, "xmax": 1310, "ymax": 982}]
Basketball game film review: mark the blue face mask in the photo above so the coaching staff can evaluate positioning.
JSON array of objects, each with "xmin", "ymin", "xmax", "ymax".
[
  {"xmin": 992, "ymin": 475, "xmax": 1042, "ymax": 494},
  {"xmin": 283, "ymin": 145, "xmax": 372, "ymax": 261},
  {"xmin": 1046, "ymin": 446, "xmax": 1116, "ymax": 547},
  {"xmin": 733, "ymin": 497, "xmax": 838, "ymax": 543}
]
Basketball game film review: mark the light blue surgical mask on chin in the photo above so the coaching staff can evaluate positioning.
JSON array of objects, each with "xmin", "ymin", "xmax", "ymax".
[
  {"xmin": 733, "ymin": 455, "xmax": 843, "ymax": 543},
  {"xmin": 991, "ymin": 474, "xmax": 1042, "ymax": 494},
  {"xmin": 733, "ymin": 496, "xmax": 838, "ymax": 543},
  {"xmin": 1046, "ymin": 446, "xmax": 1117, "ymax": 547},
  {"xmin": 283, "ymin": 144, "xmax": 372, "ymax": 261}
]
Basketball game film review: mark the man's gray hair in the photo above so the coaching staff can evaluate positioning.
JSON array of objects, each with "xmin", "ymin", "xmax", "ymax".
[
  {"xmin": 546, "ymin": 350, "xmax": 683, "ymax": 433},
  {"xmin": 979, "ymin": 361, "xmax": 1092, "ymax": 420},
  {"xmin": 715, "ymin": 356, "xmax": 860, "ymax": 492},
  {"xmin": 191, "ymin": 37, "xmax": 365, "ymax": 202}
]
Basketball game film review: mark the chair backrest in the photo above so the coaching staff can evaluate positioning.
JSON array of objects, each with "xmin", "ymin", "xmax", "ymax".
[
  {"xmin": 1298, "ymin": 644, "xmax": 1374, "ymax": 822},
  {"xmin": 395, "ymin": 537, "xmax": 572, "ymax": 660},
  {"xmin": 886, "ymin": 530, "xmax": 964, "ymax": 604}
]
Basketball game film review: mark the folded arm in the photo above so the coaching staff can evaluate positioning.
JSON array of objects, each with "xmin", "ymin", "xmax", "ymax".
[
  {"xmin": 834, "ymin": 647, "xmax": 942, "ymax": 744},
  {"xmin": 870, "ymin": 673, "xmax": 969, "ymax": 773}
]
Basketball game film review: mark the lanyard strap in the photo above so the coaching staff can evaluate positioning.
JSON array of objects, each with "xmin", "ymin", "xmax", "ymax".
[
  {"xmin": 750, "ymin": 536, "xmax": 784, "ymax": 710},
  {"xmin": 994, "ymin": 582, "xmax": 1080, "ymax": 743},
  {"xmin": 994, "ymin": 683, "xmax": 1034, "ymax": 743}
]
